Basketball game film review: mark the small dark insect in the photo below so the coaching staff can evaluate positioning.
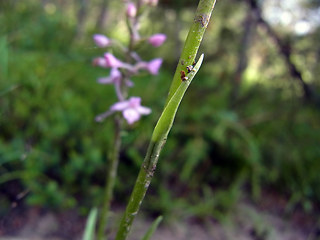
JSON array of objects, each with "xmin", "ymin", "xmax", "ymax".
[
  {"xmin": 180, "ymin": 70, "xmax": 188, "ymax": 81},
  {"xmin": 186, "ymin": 61, "xmax": 197, "ymax": 73},
  {"xmin": 186, "ymin": 65, "xmax": 193, "ymax": 73}
]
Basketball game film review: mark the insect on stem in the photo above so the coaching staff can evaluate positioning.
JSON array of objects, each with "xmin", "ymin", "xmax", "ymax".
[{"xmin": 180, "ymin": 70, "xmax": 188, "ymax": 81}]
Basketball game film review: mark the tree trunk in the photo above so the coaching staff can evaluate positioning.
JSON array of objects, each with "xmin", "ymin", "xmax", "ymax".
[
  {"xmin": 230, "ymin": 4, "xmax": 256, "ymax": 106},
  {"xmin": 247, "ymin": 0, "xmax": 313, "ymax": 101},
  {"xmin": 76, "ymin": 0, "xmax": 89, "ymax": 39},
  {"xmin": 95, "ymin": 0, "xmax": 108, "ymax": 30}
]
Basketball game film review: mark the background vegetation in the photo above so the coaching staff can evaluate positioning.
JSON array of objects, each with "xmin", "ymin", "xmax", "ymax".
[{"xmin": 0, "ymin": 0, "xmax": 319, "ymax": 222}]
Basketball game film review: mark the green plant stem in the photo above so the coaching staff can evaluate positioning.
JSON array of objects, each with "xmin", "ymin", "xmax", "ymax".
[
  {"xmin": 114, "ymin": 140, "xmax": 164, "ymax": 240},
  {"xmin": 114, "ymin": 2, "xmax": 216, "ymax": 239},
  {"xmin": 97, "ymin": 116, "xmax": 122, "ymax": 240},
  {"xmin": 114, "ymin": 56, "xmax": 204, "ymax": 240},
  {"xmin": 166, "ymin": 0, "xmax": 217, "ymax": 105}
]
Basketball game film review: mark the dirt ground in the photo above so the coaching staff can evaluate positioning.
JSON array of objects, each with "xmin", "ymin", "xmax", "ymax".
[{"xmin": 0, "ymin": 194, "xmax": 319, "ymax": 240}]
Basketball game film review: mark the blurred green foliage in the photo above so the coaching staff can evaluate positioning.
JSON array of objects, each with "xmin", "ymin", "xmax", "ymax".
[{"xmin": 0, "ymin": 0, "xmax": 320, "ymax": 220}]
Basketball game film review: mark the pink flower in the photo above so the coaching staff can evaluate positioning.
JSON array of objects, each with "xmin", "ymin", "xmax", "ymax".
[
  {"xmin": 146, "ymin": 58, "xmax": 163, "ymax": 75},
  {"xmin": 104, "ymin": 53, "xmax": 124, "ymax": 68},
  {"xmin": 126, "ymin": 2, "xmax": 137, "ymax": 18},
  {"xmin": 97, "ymin": 68, "xmax": 121, "ymax": 84},
  {"xmin": 93, "ymin": 34, "xmax": 111, "ymax": 47},
  {"xmin": 111, "ymin": 97, "xmax": 151, "ymax": 124},
  {"xmin": 134, "ymin": 58, "xmax": 163, "ymax": 75},
  {"xmin": 148, "ymin": 33, "xmax": 166, "ymax": 47},
  {"xmin": 93, "ymin": 57, "xmax": 108, "ymax": 68}
]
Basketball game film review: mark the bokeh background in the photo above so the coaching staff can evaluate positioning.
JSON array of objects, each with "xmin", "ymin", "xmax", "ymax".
[{"xmin": 0, "ymin": 0, "xmax": 320, "ymax": 239}]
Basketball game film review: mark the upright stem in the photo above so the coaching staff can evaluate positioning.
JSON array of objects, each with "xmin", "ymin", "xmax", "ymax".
[
  {"xmin": 115, "ymin": 140, "xmax": 165, "ymax": 240},
  {"xmin": 97, "ymin": 3, "xmax": 144, "ymax": 239},
  {"xmin": 97, "ymin": 116, "xmax": 122, "ymax": 240},
  {"xmin": 166, "ymin": 0, "xmax": 216, "ymax": 106},
  {"xmin": 115, "ymin": 1, "xmax": 216, "ymax": 240}
]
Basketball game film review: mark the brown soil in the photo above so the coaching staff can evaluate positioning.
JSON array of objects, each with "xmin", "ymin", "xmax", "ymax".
[{"xmin": 0, "ymin": 194, "xmax": 319, "ymax": 240}]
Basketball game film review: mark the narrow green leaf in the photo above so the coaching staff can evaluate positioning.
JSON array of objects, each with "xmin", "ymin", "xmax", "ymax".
[
  {"xmin": 166, "ymin": 0, "xmax": 217, "ymax": 104},
  {"xmin": 152, "ymin": 54, "xmax": 204, "ymax": 142},
  {"xmin": 83, "ymin": 208, "xmax": 98, "ymax": 240},
  {"xmin": 141, "ymin": 216, "xmax": 163, "ymax": 240}
]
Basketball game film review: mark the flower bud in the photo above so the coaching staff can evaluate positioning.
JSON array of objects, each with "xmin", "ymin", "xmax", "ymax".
[
  {"xmin": 104, "ymin": 53, "xmax": 124, "ymax": 68},
  {"xmin": 126, "ymin": 2, "xmax": 137, "ymax": 18},
  {"xmin": 93, "ymin": 34, "xmax": 111, "ymax": 47},
  {"xmin": 148, "ymin": 33, "xmax": 166, "ymax": 47},
  {"xmin": 147, "ymin": 58, "xmax": 162, "ymax": 75}
]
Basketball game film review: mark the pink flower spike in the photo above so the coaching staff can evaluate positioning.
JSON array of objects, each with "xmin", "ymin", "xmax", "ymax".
[
  {"xmin": 93, "ymin": 34, "xmax": 111, "ymax": 47},
  {"xmin": 110, "ymin": 97, "xmax": 151, "ymax": 124},
  {"xmin": 148, "ymin": 33, "xmax": 166, "ymax": 47},
  {"xmin": 104, "ymin": 53, "xmax": 124, "ymax": 68},
  {"xmin": 126, "ymin": 2, "xmax": 137, "ymax": 18},
  {"xmin": 147, "ymin": 58, "xmax": 163, "ymax": 75},
  {"xmin": 97, "ymin": 68, "xmax": 121, "ymax": 84}
]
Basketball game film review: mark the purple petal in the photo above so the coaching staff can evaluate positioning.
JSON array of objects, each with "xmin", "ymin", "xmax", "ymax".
[
  {"xmin": 93, "ymin": 34, "xmax": 111, "ymax": 47},
  {"xmin": 136, "ymin": 106, "xmax": 151, "ymax": 115},
  {"xmin": 97, "ymin": 68, "xmax": 121, "ymax": 84},
  {"xmin": 110, "ymin": 68, "xmax": 121, "ymax": 79},
  {"xmin": 104, "ymin": 53, "xmax": 124, "ymax": 68},
  {"xmin": 97, "ymin": 76, "xmax": 113, "ymax": 84},
  {"xmin": 128, "ymin": 97, "xmax": 141, "ymax": 108},
  {"xmin": 123, "ymin": 109, "xmax": 140, "ymax": 124},
  {"xmin": 133, "ymin": 61, "xmax": 148, "ymax": 72},
  {"xmin": 126, "ymin": 2, "xmax": 137, "ymax": 18},
  {"xmin": 148, "ymin": 33, "xmax": 166, "ymax": 47},
  {"xmin": 110, "ymin": 100, "xmax": 130, "ymax": 111},
  {"xmin": 147, "ymin": 58, "xmax": 163, "ymax": 75}
]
